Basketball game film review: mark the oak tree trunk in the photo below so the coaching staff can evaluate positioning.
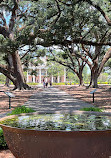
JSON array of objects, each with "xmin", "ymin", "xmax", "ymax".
[
  {"xmin": 92, "ymin": 73, "xmax": 98, "ymax": 88},
  {"xmin": 12, "ymin": 51, "xmax": 30, "ymax": 90},
  {"xmin": 77, "ymin": 68, "xmax": 84, "ymax": 86},
  {"xmin": 89, "ymin": 70, "xmax": 98, "ymax": 88},
  {"xmin": 78, "ymin": 74, "xmax": 84, "ymax": 86}
]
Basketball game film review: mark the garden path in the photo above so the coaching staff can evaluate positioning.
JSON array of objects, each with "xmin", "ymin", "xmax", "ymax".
[{"xmin": 24, "ymin": 87, "xmax": 94, "ymax": 113}]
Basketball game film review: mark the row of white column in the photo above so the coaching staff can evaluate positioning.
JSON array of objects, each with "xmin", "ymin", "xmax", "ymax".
[{"xmin": 27, "ymin": 68, "xmax": 66, "ymax": 83}]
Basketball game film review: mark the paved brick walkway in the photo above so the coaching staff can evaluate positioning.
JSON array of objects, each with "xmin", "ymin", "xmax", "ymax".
[{"xmin": 24, "ymin": 87, "xmax": 94, "ymax": 113}]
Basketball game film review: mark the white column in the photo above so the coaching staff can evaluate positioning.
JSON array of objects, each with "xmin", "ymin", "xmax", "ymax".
[
  {"xmin": 46, "ymin": 70, "xmax": 47, "ymax": 77},
  {"xmin": 33, "ymin": 75, "xmax": 35, "ymax": 83},
  {"xmin": 39, "ymin": 69, "xmax": 41, "ymax": 83},
  {"xmin": 27, "ymin": 70, "xmax": 29, "ymax": 83},
  {"xmin": 45, "ymin": 70, "xmax": 48, "ymax": 82},
  {"xmin": 58, "ymin": 73, "xmax": 60, "ymax": 83},
  {"xmin": 51, "ymin": 75, "xmax": 53, "ymax": 83},
  {"xmin": 64, "ymin": 68, "xmax": 66, "ymax": 82}
]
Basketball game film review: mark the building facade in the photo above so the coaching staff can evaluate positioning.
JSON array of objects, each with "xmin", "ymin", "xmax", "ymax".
[{"xmin": 26, "ymin": 57, "xmax": 66, "ymax": 83}]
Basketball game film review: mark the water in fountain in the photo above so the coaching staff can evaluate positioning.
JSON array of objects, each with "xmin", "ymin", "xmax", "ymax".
[{"xmin": 1, "ymin": 113, "xmax": 111, "ymax": 131}]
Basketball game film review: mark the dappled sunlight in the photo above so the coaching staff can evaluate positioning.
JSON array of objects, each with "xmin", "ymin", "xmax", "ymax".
[
  {"xmin": 24, "ymin": 87, "xmax": 93, "ymax": 112},
  {"xmin": 0, "ymin": 85, "xmax": 39, "ymax": 115},
  {"xmin": 58, "ymin": 85, "xmax": 111, "ymax": 112}
]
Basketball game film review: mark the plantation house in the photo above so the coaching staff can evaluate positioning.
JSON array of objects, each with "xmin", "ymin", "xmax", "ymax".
[{"xmin": 26, "ymin": 57, "xmax": 66, "ymax": 84}]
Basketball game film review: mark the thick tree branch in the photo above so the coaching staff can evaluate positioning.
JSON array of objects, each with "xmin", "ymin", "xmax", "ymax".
[
  {"xmin": 20, "ymin": 50, "xmax": 30, "ymax": 60},
  {"xmin": 81, "ymin": 25, "xmax": 95, "ymax": 40},
  {"xmin": 67, "ymin": 47, "xmax": 76, "ymax": 68},
  {"xmin": 75, "ymin": 53, "xmax": 92, "ymax": 69},
  {"xmin": 83, "ymin": 0, "xmax": 111, "ymax": 26},
  {"xmin": 49, "ymin": 49, "xmax": 75, "ymax": 71},
  {"xmin": 0, "ymin": 12, "xmax": 7, "ymax": 27},
  {"xmin": 32, "ymin": 36, "xmax": 111, "ymax": 47},
  {"xmin": 9, "ymin": 0, "xmax": 19, "ymax": 32},
  {"xmin": 98, "ymin": 47, "xmax": 111, "ymax": 75},
  {"xmin": 0, "ymin": 64, "xmax": 15, "ymax": 81},
  {"xmin": 52, "ymin": 0, "xmax": 61, "ymax": 26},
  {"xmin": 81, "ymin": 44, "xmax": 92, "ymax": 59}
]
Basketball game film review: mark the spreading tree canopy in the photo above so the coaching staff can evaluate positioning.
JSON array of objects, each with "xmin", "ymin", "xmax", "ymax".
[{"xmin": 0, "ymin": 0, "xmax": 110, "ymax": 89}]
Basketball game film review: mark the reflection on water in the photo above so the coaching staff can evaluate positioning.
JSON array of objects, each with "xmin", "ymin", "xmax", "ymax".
[{"xmin": 1, "ymin": 114, "xmax": 111, "ymax": 131}]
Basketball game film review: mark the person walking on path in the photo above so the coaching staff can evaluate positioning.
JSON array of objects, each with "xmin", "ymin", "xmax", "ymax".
[
  {"xmin": 45, "ymin": 81, "xmax": 48, "ymax": 88},
  {"xmin": 43, "ymin": 78, "xmax": 45, "ymax": 88}
]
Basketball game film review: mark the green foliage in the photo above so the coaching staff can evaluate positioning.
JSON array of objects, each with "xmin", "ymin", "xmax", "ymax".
[
  {"xmin": 81, "ymin": 107, "xmax": 103, "ymax": 112},
  {"xmin": 47, "ymin": 61, "xmax": 64, "ymax": 77},
  {"xmin": 28, "ymin": 82, "xmax": 39, "ymax": 85},
  {"xmin": 106, "ymin": 59, "xmax": 111, "ymax": 68},
  {"xmin": 67, "ymin": 72, "xmax": 75, "ymax": 82},
  {"xmin": 7, "ymin": 106, "xmax": 35, "ymax": 116},
  {"xmin": 0, "ymin": 128, "xmax": 8, "ymax": 149},
  {"xmin": 52, "ymin": 82, "xmax": 77, "ymax": 85},
  {"xmin": 21, "ymin": 48, "xmax": 46, "ymax": 71},
  {"xmin": 0, "ymin": 0, "xmax": 110, "ymax": 88},
  {"xmin": 52, "ymin": 82, "xmax": 65, "ymax": 85},
  {"xmin": 0, "ymin": 74, "xmax": 5, "ymax": 83}
]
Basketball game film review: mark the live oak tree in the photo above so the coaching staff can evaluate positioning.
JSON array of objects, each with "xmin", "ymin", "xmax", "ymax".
[
  {"xmin": 74, "ymin": 19, "xmax": 111, "ymax": 88},
  {"xmin": 75, "ymin": 45, "xmax": 111, "ymax": 88},
  {"xmin": 36, "ymin": 0, "xmax": 111, "ymax": 47},
  {"xmin": 0, "ymin": 0, "xmax": 111, "ymax": 89},
  {"xmin": 44, "ymin": 0, "xmax": 111, "ymax": 87},
  {"xmin": 22, "ymin": 0, "xmax": 111, "ymax": 88},
  {"xmin": 49, "ymin": 46, "xmax": 86, "ymax": 86},
  {"xmin": 44, "ymin": 0, "xmax": 110, "ymax": 87},
  {"xmin": 104, "ymin": 59, "xmax": 111, "ymax": 84},
  {"xmin": 0, "ymin": 0, "xmax": 68, "ymax": 89},
  {"xmin": 0, "ymin": 0, "xmax": 32, "ymax": 90},
  {"xmin": 0, "ymin": 0, "xmax": 58, "ymax": 89},
  {"xmin": 105, "ymin": 59, "xmax": 111, "ymax": 70}
]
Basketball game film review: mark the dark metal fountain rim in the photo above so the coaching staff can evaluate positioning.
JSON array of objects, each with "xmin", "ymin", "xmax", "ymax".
[{"xmin": 0, "ymin": 110, "xmax": 111, "ymax": 132}]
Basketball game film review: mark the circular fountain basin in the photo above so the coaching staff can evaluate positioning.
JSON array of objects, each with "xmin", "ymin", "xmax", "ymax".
[{"xmin": 0, "ymin": 111, "xmax": 111, "ymax": 158}]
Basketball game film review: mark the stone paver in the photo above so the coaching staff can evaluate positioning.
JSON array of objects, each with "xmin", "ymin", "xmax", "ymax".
[{"xmin": 24, "ymin": 87, "xmax": 94, "ymax": 113}]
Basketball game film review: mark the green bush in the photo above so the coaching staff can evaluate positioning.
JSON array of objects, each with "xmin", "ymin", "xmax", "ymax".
[
  {"xmin": 53, "ymin": 82, "xmax": 78, "ymax": 85},
  {"xmin": 81, "ymin": 107, "xmax": 103, "ymax": 112},
  {"xmin": 0, "ymin": 128, "xmax": 8, "ymax": 149},
  {"xmin": 7, "ymin": 106, "xmax": 35, "ymax": 115},
  {"xmin": 98, "ymin": 82, "xmax": 110, "ymax": 84},
  {"xmin": 28, "ymin": 82, "xmax": 39, "ymax": 85},
  {"xmin": 52, "ymin": 82, "xmax": 65, "ymax": 85}
]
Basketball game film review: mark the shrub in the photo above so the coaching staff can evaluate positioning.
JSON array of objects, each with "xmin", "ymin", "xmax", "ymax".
[
  {"xmin": 7, "ymin": 106, "xmax": 35, "ymax": 115},
  {"xmin": 81, "ymin": 107, "xmax": 103, "ymax": 112},
  {"xmin": 97, "ymin": 82, "xmax": 109, "ymax": 84},
  {"xmin": 52, "ymin": 82, "xmax": 65, "ymax": 85},
  {"xmin": 0, "ymin": 128, "xmax": 8, "ymax": 149},
  {"xmin": 28, "ymin": 83, "xmax": 39, "ymax": 85}
]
